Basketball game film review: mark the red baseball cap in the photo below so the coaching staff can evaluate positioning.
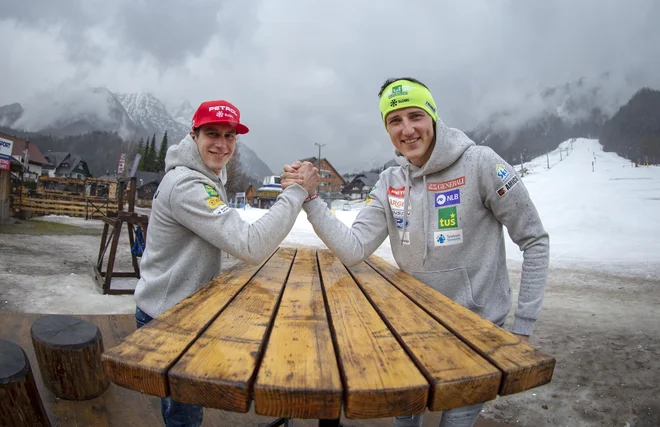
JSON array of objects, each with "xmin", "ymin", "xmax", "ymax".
[{"xmin": 191, "ymin": 100, "xmax": 249, "ymax": 134}]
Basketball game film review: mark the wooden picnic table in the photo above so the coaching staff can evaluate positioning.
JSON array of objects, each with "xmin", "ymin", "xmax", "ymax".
[{"xmin": 102, "ymin": 247, "xmax": 555, "ymax": 426}]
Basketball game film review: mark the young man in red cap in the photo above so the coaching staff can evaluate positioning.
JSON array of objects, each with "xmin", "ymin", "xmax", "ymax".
[
  {"xmin": 134, "ymin": 100, "xmax": 319, "ymax": 427},
  {"xmin": 282, "ymin": 78, "xmax": 549, "ymax": 427}
]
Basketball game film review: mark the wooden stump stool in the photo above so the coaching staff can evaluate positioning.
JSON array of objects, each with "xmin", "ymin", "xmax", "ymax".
[
  {"xmin": 0, "ymin": 339, "xmax": 52, "ymax": 427},
  {"xmin": 30, "ymin": 315, "xmax": 109, "ymax": 400}
]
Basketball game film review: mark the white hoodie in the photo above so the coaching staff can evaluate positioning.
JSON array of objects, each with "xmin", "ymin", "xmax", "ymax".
[
  {"xmin": 303, "ymin": 119, "xmax": 549, "ymax": 335},
  {"xmin": 134, "ymin": 135, "xmax": 308, "ymax": 317}
]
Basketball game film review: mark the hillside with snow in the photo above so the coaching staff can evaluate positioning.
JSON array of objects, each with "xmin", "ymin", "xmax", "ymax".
[
  {"xmin": 235, "ymin": 138, "xmax": 660, "ymax": 278},
  {"xmin": 115, "ymin": 92, "xmax": 189, "ymax": 142}
]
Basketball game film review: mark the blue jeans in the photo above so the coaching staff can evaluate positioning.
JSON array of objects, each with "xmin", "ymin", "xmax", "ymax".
[
  {"xmin": 135, "ymin": 307, "xmax": 204, "ymax": 427},
  {"xmin": 394, "ymin": 403, "xmax": 484, "ymax": 427}
]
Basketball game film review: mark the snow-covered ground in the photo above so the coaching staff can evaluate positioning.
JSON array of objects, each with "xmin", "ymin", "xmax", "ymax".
[
  {"xmin": 26, "ymin": 137, "xmax": 660, "ymax": 282},
  {"xmin": 31, "ymin": 138, "xmax": 660, "ymax": 279},
  {"xmin": 232, "ymin": 138, "xmax": 660, "ymax": 279}
]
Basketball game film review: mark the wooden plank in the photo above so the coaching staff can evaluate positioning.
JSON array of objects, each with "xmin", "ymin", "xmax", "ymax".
[
  {"xmin": 348, "ymin": 263, "xmax": 501, "ymax": 411},
  {"xmin": 101, "ymin": 255, "xmax": 269, "ymax": 397},
  {"xmin": 167, "ymin": 247, "xmax": 296, "ymax": 412},
  {"xmin": 253, "ymin": 248, "xmax": 343, "ymax": 419},
  {"xmin": 317, "ymin": 250, "xmax": 428, "ymax": 419},
  {"xmin": 366, "ymin": 256, "xmax": 556, "ymax": 396},
  {"xmin": 20, "ymin": 198, "xmax": 90, "ymax": 207}
]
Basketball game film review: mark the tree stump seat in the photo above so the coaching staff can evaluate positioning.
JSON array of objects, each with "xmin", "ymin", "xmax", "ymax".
[
  {"xmin": 0, "ymin": 338, "xmax": 51, "ymax": 427},
  {"xmin": 30, "ymin": 315, "xmax": 109, "ymax": 401}
]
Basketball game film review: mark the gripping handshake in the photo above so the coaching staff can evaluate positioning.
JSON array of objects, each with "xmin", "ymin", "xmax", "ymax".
[{"xmin": 280, "ymin": 161, "xmax": 321, "ymax": 195}]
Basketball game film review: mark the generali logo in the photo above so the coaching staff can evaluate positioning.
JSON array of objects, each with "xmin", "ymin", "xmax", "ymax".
[{"xmin": 427, "ymin": 176, "xmax": 466, "ymax": 192}]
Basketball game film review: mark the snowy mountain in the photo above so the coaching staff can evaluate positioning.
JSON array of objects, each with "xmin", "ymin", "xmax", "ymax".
[
  {"xmin": 10, "ymin": 87, "xmax": 139, "ymax": 139},
  {"xmin": 171, "ymin": 99, "xmax": 195, "ymax": 127},
  {"xmin": 115, "ymin": 92, "xmax": 189, "ymax": 142},
  {"xmin": 236, "ymin": 141, "xmax": 274, "ymax": 182},
  {"xmin": 0, "ymin": 86, "xmax": 274, "ymax": 182},
  {"xmin": 468, "ymin": 73, "xmax": 639, "ymax": 164}
]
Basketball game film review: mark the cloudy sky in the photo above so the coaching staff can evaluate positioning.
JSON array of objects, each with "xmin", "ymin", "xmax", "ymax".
[{"xmin": 1, "ymin": 0, "xmax": 659, "ymax": 173}]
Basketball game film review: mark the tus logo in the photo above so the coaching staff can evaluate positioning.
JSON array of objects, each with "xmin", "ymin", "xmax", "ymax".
[{"xmin": 437, "ymin": 206, "xmax": 458, "ymax": 229}]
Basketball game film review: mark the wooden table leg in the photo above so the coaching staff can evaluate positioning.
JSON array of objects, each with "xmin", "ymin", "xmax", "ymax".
[
  {"xmin": 318, "ymin": 420, "xmax": 343, "ymax": 427},
  {"xmin": 259, "ymin": 418, "xmax": 293, "ymax": 427}
]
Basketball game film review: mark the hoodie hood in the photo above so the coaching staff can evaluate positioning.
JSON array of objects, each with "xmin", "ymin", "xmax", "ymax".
[
  {"xmin": 394, "ymin": 118, "xmax": 475, "ymax": 178},
  {"xmin": 165, "ymin": 134, "xmax": 227, "ymax": 185}
]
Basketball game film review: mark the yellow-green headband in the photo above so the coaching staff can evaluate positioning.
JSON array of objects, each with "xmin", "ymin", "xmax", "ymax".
[{"xmin": 379, "ymin": 80, "xmax": 438, "ymax": 127}]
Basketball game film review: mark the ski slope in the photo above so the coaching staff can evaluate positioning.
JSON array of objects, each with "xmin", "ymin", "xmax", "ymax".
[{"xmin": 232, "ymin": 138, "xmax": 660, "ymax": 278}]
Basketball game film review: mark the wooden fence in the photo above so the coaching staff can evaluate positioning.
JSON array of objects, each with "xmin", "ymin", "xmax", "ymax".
[{"xmin": 11, "ymin": 191, "xmax": 117, "ymax": 219}]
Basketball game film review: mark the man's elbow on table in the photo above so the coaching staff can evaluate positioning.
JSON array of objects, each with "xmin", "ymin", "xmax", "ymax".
[{"xmin": 234, "ymin": 248, "xmax": 275, "ymax": 266}]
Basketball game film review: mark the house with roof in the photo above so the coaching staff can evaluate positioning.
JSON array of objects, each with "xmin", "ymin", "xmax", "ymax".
[
  {"xmin": 42, "ymin": 152, "xmax": 93, "ymax": 180},
  {"xmin": 341, "ymin": 172, "xmax": 380, "ymax": 200},
  {"xmin": 0, "ymin": 132, "xmax": 49, "ymax": 181},
  {"xmin": 134, "ymin": 171, "xmax": 165, "ymax": 200},
  {"xmin": 298, "ymin": 157, "xmax": 345, "ymax": 194}
]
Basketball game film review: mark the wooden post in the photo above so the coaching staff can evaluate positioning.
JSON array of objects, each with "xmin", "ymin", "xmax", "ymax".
[
  {"xmin": 30, "ymin": 315, "xmax": 109, "ymax": 400},
  {"xmin": 0, "ymin": 339, "xmax": 52, "ymax": 426}
]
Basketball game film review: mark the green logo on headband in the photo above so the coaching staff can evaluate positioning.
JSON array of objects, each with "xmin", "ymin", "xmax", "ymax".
[{"xmin": 389, "ymin": 85, "xmax": 408, "ymax": 98}]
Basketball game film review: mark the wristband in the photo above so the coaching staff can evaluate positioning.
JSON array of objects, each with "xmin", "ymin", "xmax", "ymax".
[{"xmin": 304, "ymin": 193, "xmax": 319, "ymax": 203}]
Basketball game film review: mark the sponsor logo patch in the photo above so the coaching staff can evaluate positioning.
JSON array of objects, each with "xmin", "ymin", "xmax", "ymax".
[
  {"xmin": 206, "ymin": 197, "xmax": 223, "ymax": 210},
  {"xmin": 398, "ymin": 231, "xmax": 411, "ymax": 245},
  {"xmin": 203, "ymin": 184, "xmax": 219, "ymax": 198},
  {"xmin": 391, "ymin": 208, "xmax": 412, "ymax": 218},
  {"xmin": 213, "ymin": 204, "xmax": 230, "ymax": 215},
  {"xmin": 427, "ymin": 176, "xmax": 466, "ymax": 192},
  {"xmin": 389, "ymin": 197, "xmax": 406, "ymax": 209},
  {"xmin": 434, "ymin": 189, "xmax": 460, "ymax": 208},
  {"xmin": 365, "ymin": 197, "xmax": 374, "ymax": 205},
  {"xmin": 395, "ymin": 217, "xmax": 410, "ymax": 229},
  {"xmin": 387, "ymin": 186, "xmax": 406, "ymax": 198},
  {"xmin": 434, "ymin": 229, "xmax": 463, "ymax": 246},
  {"xmin": 496, "ymin": 175, "xmax": 519, "ymax": 198},
  {"xmin": 437, "ymin": 206, "xmax": 458, "ymax": 230},
  {"xmin": 496, "ymin": 164, "xmax": 510, "ymax": 182}
]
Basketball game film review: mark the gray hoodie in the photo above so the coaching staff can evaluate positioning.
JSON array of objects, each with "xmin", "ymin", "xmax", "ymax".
[
  {"xmin": 303, "ymin": 119, "xmax": 549, "ymax": 335},
  {"xmin": 134, "ymin": 135, "xmax": 308, "ymax": 317}
]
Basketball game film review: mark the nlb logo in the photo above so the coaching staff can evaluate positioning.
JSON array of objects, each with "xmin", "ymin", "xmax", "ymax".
[{"xmin": 434, "ymin": 189, "xmax": 460, "ymax": 208}]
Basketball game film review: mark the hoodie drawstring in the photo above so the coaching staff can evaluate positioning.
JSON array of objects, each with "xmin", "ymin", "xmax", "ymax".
[
  {"xmin": 401, "ymin": 168, "xmax": 429, "ymax": 266},
  {"xmin": 401, "ymin": 165, "xmax": 410, "ymax": 246},
  {"xmin": 422, "ymin": 175, "xmax": 429, "ymax": 266}
]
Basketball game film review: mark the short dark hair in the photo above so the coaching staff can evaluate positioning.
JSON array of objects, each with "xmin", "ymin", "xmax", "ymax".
[
  {"xmin": 378, "ymin": 77, "xmax": 430, "ymax": 97},
  {"xmin": 193, "ymin": 126, "xmax": 237, "ymax": 137}
]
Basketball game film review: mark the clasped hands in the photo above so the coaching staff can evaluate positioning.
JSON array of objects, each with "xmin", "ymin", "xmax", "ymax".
[{"xmin": 281, "ymin": 161, "xmax": 320, "ymax": 195}]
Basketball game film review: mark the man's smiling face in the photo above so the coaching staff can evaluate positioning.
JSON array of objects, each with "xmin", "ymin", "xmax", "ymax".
[
  {"xmin": 385, "ymin": 107, "xmax": 435, "ymax": 167},
  {"xmin": 191, "ymin": 124, "xmax": 237, "ymax": 174}
]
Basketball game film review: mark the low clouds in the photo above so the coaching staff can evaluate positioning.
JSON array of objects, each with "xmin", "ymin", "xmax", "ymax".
[{"xmin": 1, "ymin": 0, "xmax": 659, "ymax": 172}]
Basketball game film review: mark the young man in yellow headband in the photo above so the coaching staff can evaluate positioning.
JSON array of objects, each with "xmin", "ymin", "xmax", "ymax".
[{"xmin": 282, "ymin": 78, "xmax": 549, "ymax": 427}]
